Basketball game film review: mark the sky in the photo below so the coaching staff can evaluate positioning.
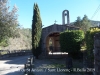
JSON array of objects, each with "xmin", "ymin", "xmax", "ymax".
[{"xmin": 9, "ymin": 0, "xmax": 100, "ymax": 28}]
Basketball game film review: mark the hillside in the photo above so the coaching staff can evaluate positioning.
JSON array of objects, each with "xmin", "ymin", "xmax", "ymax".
[
  {"xmin": 0, "ymin": 28, "xmax": 32, "ymax": 50},
  {"xmin": 70, "ymin": 20, "xmax": 100, "ymax": 27}
]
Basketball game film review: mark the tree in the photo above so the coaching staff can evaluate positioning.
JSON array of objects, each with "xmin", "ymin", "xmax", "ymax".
[
  {"xmin": 0, "ymin": 0, "xmax": 20, "ymax": 46},
  {"xmin": 74, "ymin": 15, "xmax": 91, "ymax": 33},
  {"xmin": 32, "ymin": 3, "xmax": 42, "ymax": 59},
  {"xmin": 81, "ymin": 15, "xmax": 91, "ymax": 33},
  {"xmin": 74, "ymin": 16, "xmax": 82, "ymax": 28}
]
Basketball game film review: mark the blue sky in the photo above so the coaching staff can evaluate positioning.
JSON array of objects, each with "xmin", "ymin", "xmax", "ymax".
[{"xmin": 9, "ymin": 0, "xmax": 100, "ymax": 28}]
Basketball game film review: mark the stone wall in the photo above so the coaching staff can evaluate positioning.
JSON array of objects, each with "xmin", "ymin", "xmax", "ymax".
[
  {"xmin": 94, "ymin": 33, "xmax": 100, "ymax": 75},
  {"xmin": 0, "ymin": 50, "xmax": 32, "ymax": 59}
]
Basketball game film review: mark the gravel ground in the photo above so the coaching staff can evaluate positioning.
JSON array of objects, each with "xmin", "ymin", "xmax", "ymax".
[{"xmin": 0, "ymin": 55, "xmax": 30, "ymax": 75}]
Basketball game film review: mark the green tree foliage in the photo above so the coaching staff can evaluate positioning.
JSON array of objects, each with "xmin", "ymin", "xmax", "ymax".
[
  {"xmin": 74, "ymin": 15, "xmax": 91, "ymax": 33},
  {"xmin": 20, "ymin": 28, "xmax": 32, "ymax": 47},
  {"xmin": 81, "ymin": 15, "xmax": 91, "ymax": 32},
  {"xmin": 85, "ymin": 27, "xmax": 100, "ymax": 67},
  {"xmin": 32, "ymin": 3, "xmax": 42, "ymax": 59},
  {"xmin": 0, "ymin": 0, "xmax": 20, "ymax": 46},
  {"xmin": 20, "ymin": 28, "xmax": 31, "ymax": 38},
  {"xmin": 59, "ymin": 30, "xmax": 84, "ymax": 58},
  {"xmin": 74, "ymin": 16, "xmax": 82, "ymax": 27}
]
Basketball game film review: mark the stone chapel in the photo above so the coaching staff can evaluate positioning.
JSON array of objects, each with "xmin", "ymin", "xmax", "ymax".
[{"xmin": 41, "ymin": 10, "xmax": 80, "ymax": 58}]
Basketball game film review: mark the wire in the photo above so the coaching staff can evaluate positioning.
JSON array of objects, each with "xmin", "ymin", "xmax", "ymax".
[
  {"xmin": 96, "ymin": 9, "xmax": 100, "ymax": 20},
  {"xmin": 91, "ymin": 4, "xmax": 100, "ymax": 19}
]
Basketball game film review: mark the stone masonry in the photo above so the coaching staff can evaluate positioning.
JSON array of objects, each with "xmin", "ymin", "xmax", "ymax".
[
  {"xmin": 41, "ymin": 24, "xmax": 79, "ymax": 57},
  {"xmin": 94, "ymin": 33, "xmax": 100, "ymax": 75}
]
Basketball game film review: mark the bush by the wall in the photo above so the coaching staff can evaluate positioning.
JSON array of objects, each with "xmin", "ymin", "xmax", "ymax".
[
  {"xmin": 59, "ymin": 30, "xmax": 84, "ymax": 58},
  {"xmin": 85, "ymin": 27, "xmax": 100, "ymax": 67}
]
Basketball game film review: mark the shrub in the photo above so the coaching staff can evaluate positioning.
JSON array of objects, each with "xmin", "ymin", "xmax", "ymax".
[{"xmin": 59, "ymin": 30, "xmax": 84, "ymax": 58}]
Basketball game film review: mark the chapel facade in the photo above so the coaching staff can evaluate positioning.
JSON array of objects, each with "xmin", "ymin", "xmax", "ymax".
[{"xmin": 41, "ymin": 10, "xmax": 80, "ymax": 58}]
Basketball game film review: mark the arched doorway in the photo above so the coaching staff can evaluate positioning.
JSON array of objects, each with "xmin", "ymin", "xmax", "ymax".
[{"xmin": 46, "ymin": 32, "xmax": 60, "ymax": 53}]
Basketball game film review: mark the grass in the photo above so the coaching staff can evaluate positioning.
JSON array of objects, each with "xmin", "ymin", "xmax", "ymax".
[
  {"xmin": 31, "ymin": 58, "xmax": 85, "ymax": 75},
  {"xmin": 54, "ymin": 59, "xmax": 83, "ymax": 68},
  {"xmin": 51, "ymin": 59, "xmax": 84, "ymax": 75},
  {"xmin": 47, "ymin": 63, "xmax": 66, "ymax": 68}
]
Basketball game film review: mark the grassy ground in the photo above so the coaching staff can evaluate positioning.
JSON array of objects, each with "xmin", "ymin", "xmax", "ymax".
[
  {"xmin": 31, "ymin": 57, "xmax": 84, "ymax": 75},
  {"xmin": 51, "ymin": 59, "xmax": 84, "ymax": 75},
  {"xmin": 57, "ymin": 59, "xmax": 83, "ymax": 74}
]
